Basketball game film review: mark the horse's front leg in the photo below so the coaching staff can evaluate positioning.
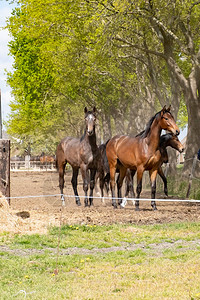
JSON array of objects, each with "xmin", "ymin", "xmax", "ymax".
[
  {"xmin": 109, "ymin": 165, "xmax": 117, "ymax": 208},
  {"xmin": 89, "ymin": 169, "xmax": 96, "ymax": 206},
  {"xmin": 158, "ymin": 166, "xmax": 168, "ymax": 196},
  {"xmin": 71, "ymin": 167, "xmax": 81, "ymax": 206},
  {"xmin": 135, "ymin": 167, "xmax": 144, "ymax": 211},
  {"xmin": 149, "ymin": 169, "xmax": 158, "ymax": 210},
  {"xmin": 81, "ymin": 165, "xmax": 89, "ymax": 207}
]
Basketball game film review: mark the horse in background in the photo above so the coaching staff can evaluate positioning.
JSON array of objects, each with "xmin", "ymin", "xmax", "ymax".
[
  {"xmin": 56, "ymin": 107, "xmax": 104, "ymax": 206},
  {"xmin": 106, "ymin": 106, "xmax": 180, "ymax": 210},
  {"xmin": 40, "ymin": 154, "xmax": 55, "ymax": 164}
]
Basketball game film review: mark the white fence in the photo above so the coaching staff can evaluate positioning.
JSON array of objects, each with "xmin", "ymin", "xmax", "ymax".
[{"xmin": 10, "ymin": 160, "xmax": 56, "ymax": 171}]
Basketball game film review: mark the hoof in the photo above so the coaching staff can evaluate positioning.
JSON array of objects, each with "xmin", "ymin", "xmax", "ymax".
[
  {"xmin": 152, "ymin": 206, "xmax": 158, "ymax": 211},
  {"xmin": 76, "ymin": 201, "xmax": 81, "ymax": 206},
  {"xmin": 120, "ymin": 204, "xmax": 124, "ymax": 209},
  {"xmin": 112, "ymin": 203, "xmax": 117, "ymax": 209},
  {"xmin": 61, "ymin": 195, "xmax": 65, "ymax": 206},
  {"xmin": 135, "ymin": 206, "xmax": 140, "ymax": 211}
]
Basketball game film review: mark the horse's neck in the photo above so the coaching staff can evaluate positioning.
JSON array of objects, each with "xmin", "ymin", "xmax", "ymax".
[
  {"xmin": 159, "ymin": 139, "xmax": 170, "ymax": 151},
  {"xmin": 146, "ymin": 119, "xmax": 162, "ymax": 152},
  {"xmin": 84, "ymin": 129, "xmax": 98, "ymax": 151}
]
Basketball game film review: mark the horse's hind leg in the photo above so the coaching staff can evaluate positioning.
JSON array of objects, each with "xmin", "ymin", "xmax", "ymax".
[
  {"xmin": 125, "ymin": 169, "xmax": 136, "ymax": 199},
  {"xmin": 158, "ymin": 167, "xmax": 168, "ymax": 196},
  {"xmin": 58, "ymin": 163, "xmax": 66, "ymax": 206},
  {"xmin": 117, "ymin": 166, "xmax": 127, "ymax": 205},
  {"xmin": 109, "ymin": 166, "xmax": 117, "ymax": 208},
  {"xmin": 89, "ymin": 169, "xmax": 96, "ymax": 206},
  {"xmin": 149, "ymin": 169, "xmax": 158, "ymax": 210},
  {"xmin": 56, "ymin": 145, "xmax": 66, "ymax": 205},
  {"xmin": 97, "ymin": 169, "xmax": 105, "ymax": 204},
  {"xmin": 71, "ymin": 167, "xmax": 81, "ymax": 206}
]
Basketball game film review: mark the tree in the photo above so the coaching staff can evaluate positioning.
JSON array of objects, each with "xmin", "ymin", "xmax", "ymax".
[
  {"xmin": 6, "ymin": 0, "xmax": 199, "ymax": 174},
  {"xmin": 93, "ymin": 0, "xmax": 199, "ymax": 174}
]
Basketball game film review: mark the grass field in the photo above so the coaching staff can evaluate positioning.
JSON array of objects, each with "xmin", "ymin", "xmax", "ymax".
[{"xmin": 1, "ymin": 222, "xmax": 200, "ymax": 299}]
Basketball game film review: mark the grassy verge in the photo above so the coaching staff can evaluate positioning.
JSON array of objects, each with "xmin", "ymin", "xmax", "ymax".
[
  {"xmin": 1, "ymin": 223, "xmax": 200, "ymax": 250},
  {"xmin": 1, "ymin": 223, "xmax": 200, "ymax": 299}
]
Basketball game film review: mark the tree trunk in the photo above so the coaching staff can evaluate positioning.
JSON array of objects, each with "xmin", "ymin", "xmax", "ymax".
[
  {"xmin": 101, "ymin": 113, "xmax": 112, "ymax": 143},
  {"xmin": 183, "ymin": 96, "xmax": 200, "ymax": 176},
  {"xmin": 112, "ymin": 107, "xmax": 125, "ymax": 135}
]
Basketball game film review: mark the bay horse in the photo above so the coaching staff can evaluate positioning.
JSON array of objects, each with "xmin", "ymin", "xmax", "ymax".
[
  {"xmin": 40, "ymin": 155, "xmax": 55, "ymax": 163},
  {"xmin": 123, "ymin": 133, "xmax": 184, "ymax": 201},
  {"xmin": 106, "ymin": 106, "xmax": 180, "ymax": 210},
  {"xmin": 56, "ymin": 107, "xmax": 104, "ymax": 206}
]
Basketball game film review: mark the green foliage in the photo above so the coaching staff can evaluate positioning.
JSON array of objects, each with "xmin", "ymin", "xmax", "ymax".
[
  {"xmin": 177, "ymin": 98, "xmax": 188, "ymax": 129},
  {"xmin": 5, "ymin": 0, "xmax": 200, "ymax": 153}
]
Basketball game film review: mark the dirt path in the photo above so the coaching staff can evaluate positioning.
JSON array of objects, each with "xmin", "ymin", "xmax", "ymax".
[
  {"xmin": 0, "ymin": 171, "xmax": 199, "ymax": 234},
  {"xmin": 1, "ymin": 239, "xmax": 200, "ymax": 257}
]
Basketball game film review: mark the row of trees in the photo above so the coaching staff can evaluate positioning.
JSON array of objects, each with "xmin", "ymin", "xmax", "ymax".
[{"xmin": 6, "ymin": 0, "xmax": 200, "ymax": 173}]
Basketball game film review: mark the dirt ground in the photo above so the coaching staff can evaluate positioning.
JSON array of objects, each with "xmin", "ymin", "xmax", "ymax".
[{"xmin": 1, "ymin": 170, "xmax": 200, "ymax": 234}]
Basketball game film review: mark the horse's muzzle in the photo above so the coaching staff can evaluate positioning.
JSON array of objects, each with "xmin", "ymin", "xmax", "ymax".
[{"xmin": 87, "ymin": 130, "xmax": 93, "ymax": 136}]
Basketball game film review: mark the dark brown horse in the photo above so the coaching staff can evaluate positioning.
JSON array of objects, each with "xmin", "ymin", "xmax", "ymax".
[
  {"xmin": 56, "ymin": 107, "xmax": 104, "ymax": 206},
  {"xmin": 123, "ymin": 133, "xmax": 184, "ymax": 201},
  {"xmin": 106, "ymin": 106, "xmax": 180, "ymax": 210}
]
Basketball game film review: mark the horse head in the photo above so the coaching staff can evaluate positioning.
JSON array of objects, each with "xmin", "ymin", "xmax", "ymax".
[
  {"xmin": 168, "ymin": 134, "xmax": 184, "ymax": 153},
  {"xmin": 84, "ymin": 107, "xmax": 96, "ymax": 136},
  {"xmin": 160, "ymin": 106, "xmax": 180, "ymax": 136}
]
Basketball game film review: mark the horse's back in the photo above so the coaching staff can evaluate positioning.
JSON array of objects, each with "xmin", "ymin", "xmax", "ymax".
[
  {"xmin": 56, "ymin": 136, "xmax": 81, "ymax": 167},
  {"xmin": 106, "ymin": 134, "xmax": 149, "ymax": 169}
]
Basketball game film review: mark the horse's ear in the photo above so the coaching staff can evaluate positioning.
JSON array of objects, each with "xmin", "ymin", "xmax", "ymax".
[
  {"xmin": 84, "ymin": 107, "xmax": 88, "ymax": 114},
  {"xmin": 166, "ymin": 105, "xmax": 171, "ymax": 112},
  {"xmin": 161, "ymin": 105, "xmax": 166, "ymax": 116}
]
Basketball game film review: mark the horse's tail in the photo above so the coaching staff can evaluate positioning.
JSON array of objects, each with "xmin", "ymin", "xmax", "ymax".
[
  {"xmin": 55, "ymin": 155, "xmax": 58, "ymax": 171},
  {"xmin": 55, "ymin": 143, "xmax": 64, "ymax": 171},
  {"xmin": 55, "ymin": 147, "xmax": 59, "ymax": 171}
]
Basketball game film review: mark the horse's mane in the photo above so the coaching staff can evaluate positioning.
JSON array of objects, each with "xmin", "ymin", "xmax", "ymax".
[
  {"xmin": 135, "ymin": 109, "xmax": 171, "ymax": 138},
  {"xmin": 135, "ymin": 114, "xmax": 158, "ymax": 138},
  {"xmin": 80, "ymin": 131, "xmax": 86, "ymax": 142}
]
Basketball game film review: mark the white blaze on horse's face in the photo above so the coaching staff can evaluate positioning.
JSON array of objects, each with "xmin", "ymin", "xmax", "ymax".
[{"xmin": 85, "ymin": 113, "xmax": 96, "ymax": 136}]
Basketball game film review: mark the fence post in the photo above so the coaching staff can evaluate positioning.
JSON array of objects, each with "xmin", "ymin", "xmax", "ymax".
[
  {"xmin": 25, "ymin": 155, "xmax": 30, "ymax": 169},
  {"xmin": 0, "ymin": 139, "xmax": 10, "ymax": 204},
  {"xmin": 186, "ymin": 156, "xmax": 197, "ymax": 198}
]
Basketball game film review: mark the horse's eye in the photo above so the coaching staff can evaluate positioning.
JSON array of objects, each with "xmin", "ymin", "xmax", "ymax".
[{"xmin": 164, "ymin": 117, "xmax": 168, "ymax": 120}]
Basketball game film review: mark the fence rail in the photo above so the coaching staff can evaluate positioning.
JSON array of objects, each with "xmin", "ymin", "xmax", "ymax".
[{"xmin": 10, "ymin": 160, "xmax": 56, "ymax": 171}]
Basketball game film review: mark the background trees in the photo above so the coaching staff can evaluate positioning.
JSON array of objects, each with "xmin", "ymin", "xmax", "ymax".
[{"xmin": 6, "ymin": 0, "xmax": 199, "ymax": 173}]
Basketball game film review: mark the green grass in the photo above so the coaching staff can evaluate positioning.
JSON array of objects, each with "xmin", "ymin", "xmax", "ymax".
[
  {"xmin": 1, "ymin": 222, "xmax": 200, "ymax": 250},
  {"xmin": 1, "ymin": 223, "xmax": 200, "ymax": 299}
]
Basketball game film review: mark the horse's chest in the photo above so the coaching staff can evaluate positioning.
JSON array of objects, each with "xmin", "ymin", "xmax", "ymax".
[
  {"xmin": 145, "ymin": 151, "xmax": 161, "ymax": 169},
  {"xmin": 80, "ymin": 146, "xmax": 96, "ymax": 166}
]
